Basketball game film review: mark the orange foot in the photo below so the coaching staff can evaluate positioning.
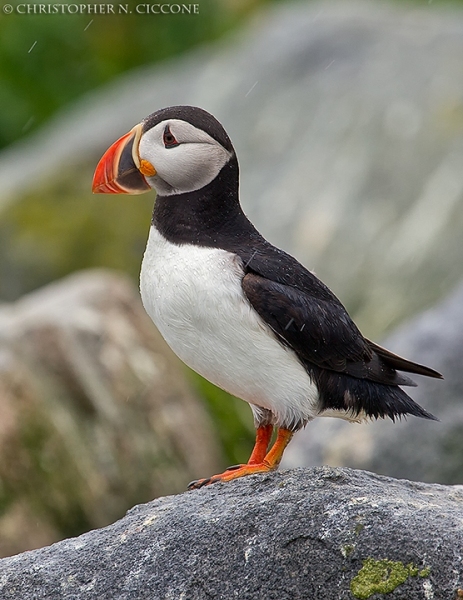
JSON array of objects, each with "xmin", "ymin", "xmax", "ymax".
[{"xmin": 188, "ymin": 427, "xmax": 293, "ymax": 490}]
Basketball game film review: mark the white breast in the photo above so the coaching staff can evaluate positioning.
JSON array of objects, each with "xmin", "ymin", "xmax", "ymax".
[{"xmin": 139, "ymin": 227, "xmax": 319, "ymax": 428}]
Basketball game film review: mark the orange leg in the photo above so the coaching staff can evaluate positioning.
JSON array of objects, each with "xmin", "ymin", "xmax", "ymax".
[
  {"xmin": 188, "ymin": 427, "xmax": 293, "ymax": 490},
  {"xmin": 248, "ymin": 424, "xmax": 274, "ymax": 464}
]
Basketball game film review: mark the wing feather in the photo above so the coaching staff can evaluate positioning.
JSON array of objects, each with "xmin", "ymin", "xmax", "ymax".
[{"xmin": 239, "ymin": 245, "xmax": 442, "ymax": 385}]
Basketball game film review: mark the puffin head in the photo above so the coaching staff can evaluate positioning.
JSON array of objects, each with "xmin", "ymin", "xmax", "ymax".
[{"xmin": 92, "ymin": 106, "xmax": 235, "ymax": 197}]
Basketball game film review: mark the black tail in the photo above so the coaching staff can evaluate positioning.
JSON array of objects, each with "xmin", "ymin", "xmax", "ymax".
[
  {"xmin": 367, "ymin": 339, "xmax": 443, "ymax": 380},
  {"xmin": 315, "ymin": 367, "xmax": 439, "ymax": 422}
]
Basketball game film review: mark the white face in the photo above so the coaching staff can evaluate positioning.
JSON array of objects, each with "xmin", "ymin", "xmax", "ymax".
[{"xmin": 138, "ymin": 119, "xmax": 233, "ymax": 196}]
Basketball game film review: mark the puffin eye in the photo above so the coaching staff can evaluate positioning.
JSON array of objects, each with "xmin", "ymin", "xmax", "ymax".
[{"xmin": 163, "ymin": 125, "xmax": 179, "ymax": 148}]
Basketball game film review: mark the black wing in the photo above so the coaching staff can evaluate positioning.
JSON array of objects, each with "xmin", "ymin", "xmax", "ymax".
[{"xmin": 239, "ymin": 244, "xmax": 442, "ymax": 386}]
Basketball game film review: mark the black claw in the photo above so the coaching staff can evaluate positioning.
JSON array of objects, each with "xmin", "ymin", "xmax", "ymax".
[
  {"xmin": 226, "ymin": 464, "xmax": 243, "ymax": 471},
  {"xmin": 187, "ymin": 477, "xmax": 212, "ymax": 490}
]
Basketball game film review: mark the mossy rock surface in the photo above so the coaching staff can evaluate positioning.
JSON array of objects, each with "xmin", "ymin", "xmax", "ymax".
[
  {"xmin": 350, "ymin": 558, "xmax": 431, "ymax": 599},
  {"xmin": 0, "ymin": 467, "xmax": 461, "ymax": 599}
]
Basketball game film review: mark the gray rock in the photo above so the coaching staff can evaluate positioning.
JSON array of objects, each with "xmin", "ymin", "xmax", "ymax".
[
  {"xmin": 0, "ymin": 270, "xmax": 221, "ymax": 557},
  {"xmin": 282, "ymin": 280, "xmax": 463, "ymax": 485},
  {"xmin": 0, "ymin": 467, "xmax": 462, "ymax": 599},
  {"xmin": 2, "ymin": 1, "xmax": 463, "ymax": 331}
]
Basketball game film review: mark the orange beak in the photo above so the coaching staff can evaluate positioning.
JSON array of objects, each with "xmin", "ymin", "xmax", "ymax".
[{"xmin": 92, "ymin": 123, "xmax": 154, "ymax": 194}]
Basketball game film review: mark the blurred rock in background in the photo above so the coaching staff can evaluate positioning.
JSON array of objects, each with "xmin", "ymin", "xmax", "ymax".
[{"xmin": 0, "ymin": 270, "xmax": 222, "ymax": 557}]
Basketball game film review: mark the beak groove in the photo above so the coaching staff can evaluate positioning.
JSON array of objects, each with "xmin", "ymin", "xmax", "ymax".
[{"xmin": 92, "ymin": 123, "xmax": 152, "ymax": 195}]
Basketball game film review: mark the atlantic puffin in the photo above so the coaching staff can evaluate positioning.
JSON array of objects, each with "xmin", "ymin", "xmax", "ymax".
[{"xmin": 93, "ymin": 105, "xmax": 442, "ymax": 489}]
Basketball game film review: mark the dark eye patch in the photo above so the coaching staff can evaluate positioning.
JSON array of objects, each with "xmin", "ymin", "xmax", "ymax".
[{"xmin": 163, "ymin": 125, "xmax": 180, "ymax": 148}]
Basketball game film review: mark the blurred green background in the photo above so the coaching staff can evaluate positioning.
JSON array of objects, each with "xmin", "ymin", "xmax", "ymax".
[
  {"xmin": 0, "ymin": 0, "xmax": 260, "ymax": 149},
  {"xmin": 1, "ymin": 0, "xmax": 461, "ymax": 152}
]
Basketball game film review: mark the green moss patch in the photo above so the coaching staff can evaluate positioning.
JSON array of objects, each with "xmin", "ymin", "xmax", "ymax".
[{"xmin": 350, "ymin": 558, "xmax": 431, "ymax": 599}]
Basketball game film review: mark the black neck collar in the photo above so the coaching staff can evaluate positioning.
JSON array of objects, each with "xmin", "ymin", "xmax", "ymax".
[{"xmin": 151, "ymin": 158, "xmax": 260, "ymax": 249}]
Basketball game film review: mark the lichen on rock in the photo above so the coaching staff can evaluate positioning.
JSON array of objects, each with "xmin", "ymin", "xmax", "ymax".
[{"xmin": 350, "ymin": 558, "xmax": 431, "ymax": 599}]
